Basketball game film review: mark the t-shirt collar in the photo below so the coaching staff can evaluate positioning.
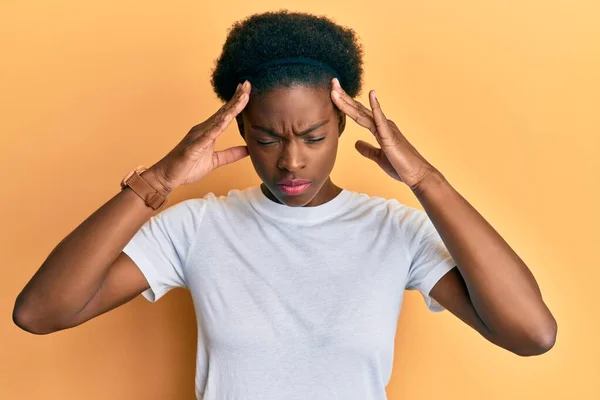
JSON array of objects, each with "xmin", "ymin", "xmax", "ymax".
[{"xmin": 247, "ymin": 184, "xmax": 353, "ymax": 223}]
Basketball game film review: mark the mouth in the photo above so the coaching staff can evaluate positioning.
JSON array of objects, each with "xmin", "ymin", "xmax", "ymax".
[{"xmin": 277, "ymin": 181, "xmax": 312, "ymax": 196}]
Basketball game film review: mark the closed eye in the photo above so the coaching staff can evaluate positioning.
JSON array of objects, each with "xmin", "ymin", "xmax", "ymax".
[{"xmin": 256, "ymin": 137, "xmax": 326, "ymax": 146}]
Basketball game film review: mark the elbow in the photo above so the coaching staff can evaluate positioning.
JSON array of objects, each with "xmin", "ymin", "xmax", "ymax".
[
  {"xmin": 12, "ymin": 300, "xmax": 61, "ymax": 335},
  {"xmin": 13, "ymin": 308, "xmax": 40, "ymax": 335},
  {"xmin": 513, "ymin": 317, "xmax": 558, "ymax": 357},
  {"xmin": 13, "ymin": 307, "xmax": 49, "ymax": 335}
]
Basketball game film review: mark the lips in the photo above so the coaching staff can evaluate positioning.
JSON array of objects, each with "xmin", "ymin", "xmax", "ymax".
[
  {"xmin": 278, "ymin": 182, "xmax": 312, "ymax": 196},
  {"xmin": 277, "ymin": 179, "xmax": 312, "ymax": 186},
  {"xmin": 276, "ymin": 178, "xmax": 313, "ymax": 196}
]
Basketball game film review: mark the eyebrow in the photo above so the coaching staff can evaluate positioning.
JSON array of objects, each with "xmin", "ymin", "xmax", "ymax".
[{"xmin": 251, "ymin": 120, "xmax": 330, "ymax": 138}]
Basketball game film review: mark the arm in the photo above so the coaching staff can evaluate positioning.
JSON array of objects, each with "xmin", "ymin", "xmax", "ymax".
[
  {"xmin": 328, "ymin": 80, "xmax": 557, "ymax": 356},
  {"xmin": 14, "ymin": 83, "xmax": 252, "ymax": 335},
  {"xmin": 414, "ymin": 171, "xmax": 557, "ymax": 356},
  {"xmin": 12, "ymin": 168, "xmax": 171, "ymax": 334}
]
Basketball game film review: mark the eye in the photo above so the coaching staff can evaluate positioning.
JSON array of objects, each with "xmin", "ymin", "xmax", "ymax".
[
  {"xmin": 256, "ymin": 140, "xmax": 277, "ymax": 146},
  {"xmin": 256, "ymin": 137, "xmax": 326, "ymax": 146}
]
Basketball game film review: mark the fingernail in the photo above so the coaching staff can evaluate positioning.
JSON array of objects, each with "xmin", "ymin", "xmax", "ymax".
[
  {"xmin": 243, "ymin": 80, "xmax": 250, "ymax": 89},
  {"xmin": 332, "ymin": 90, "xmax": 340, "ymax": 98},
  {"xmin": 372, "ymin": 90, "xmax": 379, "ymax": 104}
]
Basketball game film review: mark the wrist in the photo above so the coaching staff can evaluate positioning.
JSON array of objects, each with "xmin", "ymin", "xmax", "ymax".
[
  {"xmin": 410, "ymin": 169, "xmax": 447, "ymax": 198},
  {"xmin": 141, "ymin": 168, "xmax": 174, "ymax": 197}
]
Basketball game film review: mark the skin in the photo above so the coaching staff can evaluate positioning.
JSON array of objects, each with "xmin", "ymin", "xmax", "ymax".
[{"xmin": 236, "ymin": 84, "xmax": 346, "ymax": 207}]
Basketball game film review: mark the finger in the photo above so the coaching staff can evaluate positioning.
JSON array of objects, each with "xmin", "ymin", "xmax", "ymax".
[
  {"xmin": 368, "ymin": 90, "xmax": 394, "ymax": 143},
  {"xmin": 331, "ymin": 78, "xmax": 376, "ymax": 132},
  {"xmin": 225, "ymin": 83, "xmax": 250, "ymax": 120},
  {"xmin": 355, "ymin": 139, "xmax": 382, "ymax": 162},
  {"xmin": 195, "ymin": 112, "xmax": 235, "ymax": 147},
  {"xmin": 202, "ymin": 82, "xmax": 251, "ymax": 143},
  {"xmin": 217, "ymin": 81, "xmax": 250, "ymax": 121},
  {"xmin": 331, "ymin": 79, "xmax": 377, "ymax": 134},
  {"xmin": 187, "ymin": 84, "xmax": 244, "ymax": 140},
  {"xmin": 212, "ymin": 145, "xmax": 250, "ymax": 169},
  {"xmin": 333, "ymin": 78, "xmax": 373, "ymax": 116}
]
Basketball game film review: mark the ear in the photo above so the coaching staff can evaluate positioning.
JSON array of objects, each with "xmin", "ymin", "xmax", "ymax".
[
  {"xmin": 236, "ymin": 114, "xmax": 246, "ymax": 141},
  {"xmin": 337, "ymin": 109, "xmax": 346, "ymax": 137}
]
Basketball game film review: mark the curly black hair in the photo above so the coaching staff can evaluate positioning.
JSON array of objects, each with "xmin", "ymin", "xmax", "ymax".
[{"xmin": 210, "ymin": 10, "xmax": 364, "ymax": 102}]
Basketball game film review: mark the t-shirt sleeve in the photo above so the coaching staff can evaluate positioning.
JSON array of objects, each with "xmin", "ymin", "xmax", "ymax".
[
  {"xmin": 122, "ymin": 198, "xmax": 206, "ymax": 302},
  {"xmin": 404, "ymin": 209, "xmax": 456, "ymax": 312}
]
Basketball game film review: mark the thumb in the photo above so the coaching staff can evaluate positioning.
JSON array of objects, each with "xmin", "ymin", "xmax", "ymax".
[
  {"xmin": 355, "ymin": 140, "xmax": 381, "ymax": 163},
  {"xmin": 212, "ymin": 145, "xmax": 249, "ymax": 169}
]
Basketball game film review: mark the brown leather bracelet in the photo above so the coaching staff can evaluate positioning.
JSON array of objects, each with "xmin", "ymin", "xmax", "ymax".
[{"xmin": 120, "ymin": 166, "xmax": 168, "ymax": 211}]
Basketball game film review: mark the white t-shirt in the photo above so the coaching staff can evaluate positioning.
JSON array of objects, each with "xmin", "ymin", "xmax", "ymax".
[{"xmin": 122, "ymin": 185, "xmax": 456, "ymax": 399}]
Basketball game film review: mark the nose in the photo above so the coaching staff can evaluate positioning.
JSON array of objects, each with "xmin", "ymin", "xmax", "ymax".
[{"xmin": 277, "ymin": 141, "xmax": 306, "ymax": 172}]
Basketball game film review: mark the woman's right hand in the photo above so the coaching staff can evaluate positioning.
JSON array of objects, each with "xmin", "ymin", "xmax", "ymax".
[{"xmin": 150, "ymin": 81, "xmax": 251, "ymax": 193}]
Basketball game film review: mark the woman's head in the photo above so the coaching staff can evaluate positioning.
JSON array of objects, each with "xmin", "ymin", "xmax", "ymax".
[{"xmin": 210, "ymin": 11, "xmax": 364, "ymax": 207}]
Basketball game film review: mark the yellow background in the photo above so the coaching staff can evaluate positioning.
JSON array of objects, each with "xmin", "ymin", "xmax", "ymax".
[{"xmin": 2, "ymin": 0, "xmax": 598, "ymax": 398}]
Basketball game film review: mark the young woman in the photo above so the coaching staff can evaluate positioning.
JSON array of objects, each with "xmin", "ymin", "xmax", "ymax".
[{"xmin": 13, "ymin": 10, "xmax": 557, "ymax": 400}]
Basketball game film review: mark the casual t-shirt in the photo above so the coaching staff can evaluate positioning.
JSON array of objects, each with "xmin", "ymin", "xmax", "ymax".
[{"xmin": 122, "ymin": 184, "xmax": 456, "ymax": 399}]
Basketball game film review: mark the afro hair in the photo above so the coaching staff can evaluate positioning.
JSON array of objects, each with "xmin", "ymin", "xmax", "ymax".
[{"xmin": 210, "ymin": 10, "xmax": 364, "ymax": 102}]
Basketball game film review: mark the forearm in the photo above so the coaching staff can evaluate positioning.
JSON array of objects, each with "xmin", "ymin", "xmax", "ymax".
[
  {"xmin": 13, "ymin": 167, "xmax": 170, "ymax": 332},
  {"xmin": 412, "ymin": 170, "xmax": 556, "ymax": 345}
]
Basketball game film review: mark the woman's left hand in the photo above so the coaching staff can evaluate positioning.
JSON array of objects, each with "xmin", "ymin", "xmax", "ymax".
[{"xmin": 330, "ymin": 78, "xmax": 437, "ymax": 190}]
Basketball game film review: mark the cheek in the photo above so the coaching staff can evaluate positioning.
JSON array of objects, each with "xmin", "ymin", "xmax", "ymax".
[
  {"xmin": 322, "ymin": 143, "xmax": 339, "ymax": 169},
  {"xmin": 246, "ymin": 146, "xmax": 271, "ymax": 178},
  {"xmin": 321, "ymin": 135, "xmax": 339, "ymax": 157}
]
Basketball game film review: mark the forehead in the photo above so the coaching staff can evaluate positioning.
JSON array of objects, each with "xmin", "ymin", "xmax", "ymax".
[{"xmin": 243, "ymin": 85, "xmax": 334, "ymax": 125}]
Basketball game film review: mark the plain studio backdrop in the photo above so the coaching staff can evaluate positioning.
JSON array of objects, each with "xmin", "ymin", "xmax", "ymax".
[{"xmin": 1, "ymin": 0, "xmax": 598, "ymax": 399}]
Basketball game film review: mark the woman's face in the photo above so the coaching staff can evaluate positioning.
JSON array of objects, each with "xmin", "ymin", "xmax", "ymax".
[{"xmin": 239, "ymin": 84, "xmax": 346, "ymax": 207}]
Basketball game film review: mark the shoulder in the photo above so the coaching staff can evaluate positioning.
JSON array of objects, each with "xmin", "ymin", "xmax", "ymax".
[
  {"xmin": 348, "ymin": 190, "xmax": 427, "ymax": 223},
  {"xmin": 346, "ymin": 190, "xmax": 436, "ymax": 244},
  {"xmin": 161, "ymin": 187, "xmax": 247, "ymax": 215},
  {"xmin": 159, "ymin": 186, "xmax": 259, "ymax": 222}
]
